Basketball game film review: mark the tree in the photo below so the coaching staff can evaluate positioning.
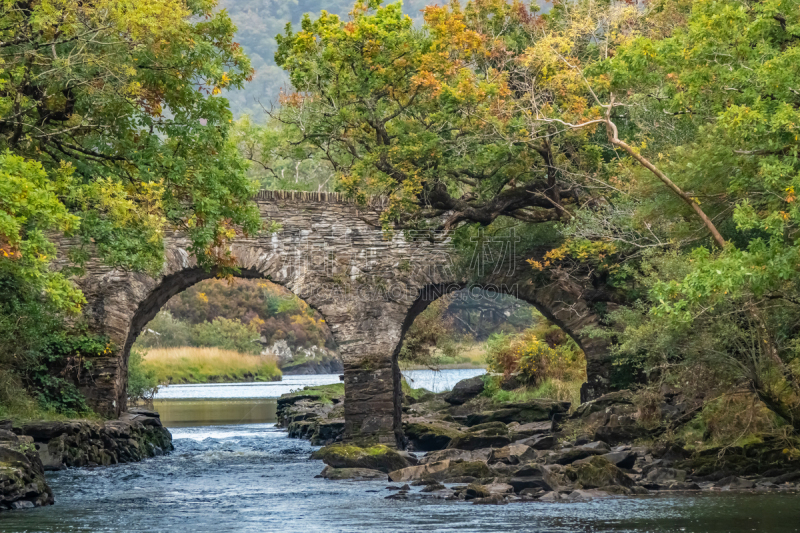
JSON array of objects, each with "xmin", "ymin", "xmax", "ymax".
[
  {"xmin": 273, "ymin": 0, "xmax": 619, "ymax": 231},
  {"xmin": 0, "ymin": 0, "xmax": 262, "ymax": 280}
]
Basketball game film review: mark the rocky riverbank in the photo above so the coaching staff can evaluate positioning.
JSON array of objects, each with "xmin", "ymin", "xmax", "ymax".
[
  {"xmin": 278, "ymin": 377, "xmax": 800, "ymax": 503},
  {"xmin": 0, "ymin": 409, "xmax": 173, "ymax": 511}
]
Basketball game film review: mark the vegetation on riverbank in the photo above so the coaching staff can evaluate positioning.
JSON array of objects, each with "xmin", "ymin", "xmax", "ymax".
[{"xmin": 139, "ymin": 347, "xmax": 281, "ymax": 385}]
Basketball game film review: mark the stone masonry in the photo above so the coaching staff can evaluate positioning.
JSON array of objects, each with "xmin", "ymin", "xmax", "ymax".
[{"xmin": 54, "ymin": 190, "xmax": 614, "ymax": 446}]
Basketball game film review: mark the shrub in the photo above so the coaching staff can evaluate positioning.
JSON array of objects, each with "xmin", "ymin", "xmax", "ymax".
[
  {"xmin": 128, "ymin": 349, "xmax": 159, "ymax": 402},
  {"xmin": 485, "ymin": 322, "xmax": 586, "ymax": 386},
  {"xmin": 192, "ymin": 317, "xmax": 262, "ymax": 354}
]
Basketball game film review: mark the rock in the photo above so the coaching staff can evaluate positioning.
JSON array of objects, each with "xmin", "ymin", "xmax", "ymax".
[
  {"xmin": 14, "ymin": 414, "xmax": 172, "ymax": 471},
  {"xmin": 594, "ymin": 424, "xmax": 650, "ymax": 446},
  {"xmin": 485, "ymin": 482, "xmax": 514, "ymax": 494},
  {"xmin": 319, "ymin": 466, "xmax": 387, "ymax": 480},
  {"xmin": 447, "ymin": 422, "xmax": 511, "ymax": 451},
  {"xmin": 549, "ymin": 445, "xmax": 608, "ymax": 466},
  {"xmin": 396, "ymin": 451, "xmax": 420, "ymax": 466},
  {"xmin": 0, "ymin": 431, "xmax": 54, "ymax": 511},
  {"xmin": 441, "ymin": 461, "xmax": 493, "ymax": 481},
  {"xmin": 442, "ymin": 476, "xmax": 477, "ymax": 484},
  {"xmin": 600, "ymin": 451, "xmax": 637, "ymax": 470},
  {"xmin": 465, "ymin": 400, "xmax": 570, "ymax": 426},
  {"xmin": 472, "ymin": 494, "xmax": 508, "ymax": 505},
  {"xmin": 519, "ymin": 435, "xmax": 555, "ymax": 450},
  {"xmin": 444, "ymin": 376, "xmax": 485, "ymax": 405},
  {"xmin": 661, "ymin": 482, "xmax": 701, "ymax": 491},
  {"xmin": 404, "ymin": 422, "xmax": 462, "ymax": 451},
  {"xmin": 508, "ymin": 472, "xmax": 554, "ymax": 494},
  {"xmin": 419, "ymin": 448, "xmax": 491, "ymax": 465},
  {"xmin": 510, "ymin": 421, "xmax": 552, "ymax": 441},
  {"xmin": 581, "ymin": 441, "xmax": 611, "ymax": 452},
  {"xmin": 488, "ymin": 443, "xmax": 536, "ymax": 465},
  {"xmin": 420, "ymin": 482, "xmax": 446, "ymax": 492},
  {"xmin": 565, "ymin": 489, "xmax": 610, "ymax": 501},
  {"xmin": 311, "ymin": 444, "xmax": 409, "ymax": 473},
  {"xmin": 645, "ymin": 467, "xmax": 687, "ymax": 484},
  {"xmin": 573, "ymin": 390, "xmax": 634, "ymax": 419},
  {"xmin": 713, "ymin": 476, "xmax": 756, "ymax": 490},
  {"xmin": 539, "ymin": 491, "xmax": 563, "ymax": 502},
  {"xmin": 464, "ymin": 483, "xmax": 490, "ymax": 500},
  {"xmin": 388, "ymin": 460, "xmax": 452, "ymax": 482},
  {"xmin": 565, "ymin": 456, "xmax": 635, "ymax": 489},
  {"xmin": 310, "ymin": 420, "xmax": 345, "ymax": 446}
]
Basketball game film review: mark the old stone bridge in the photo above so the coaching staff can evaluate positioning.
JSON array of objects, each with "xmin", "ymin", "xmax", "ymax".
[{"xmin": 58, "ymin": 190, "xmax": 613, "ymax": 446}]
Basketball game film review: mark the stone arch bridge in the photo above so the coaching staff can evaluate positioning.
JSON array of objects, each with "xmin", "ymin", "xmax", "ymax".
[{"xmin": 57, "ymin": 190, "xmax": 613, "ymax": 446}]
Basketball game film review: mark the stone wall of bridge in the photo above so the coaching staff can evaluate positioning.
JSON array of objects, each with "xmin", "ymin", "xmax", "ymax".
[{"xmin": 54, "ymin": 191, "xmax": 615, "ymax": 446}]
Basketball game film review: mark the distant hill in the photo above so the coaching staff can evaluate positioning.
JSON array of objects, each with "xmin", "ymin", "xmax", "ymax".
[{"xmin": 218, "ymin": 0, "xmax": 437, "ymax": 119}]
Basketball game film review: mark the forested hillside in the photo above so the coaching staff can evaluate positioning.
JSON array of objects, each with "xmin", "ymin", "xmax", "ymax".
[{"xmin": 219, "ymin": 0, "xmax": 433, "ymax": 117}]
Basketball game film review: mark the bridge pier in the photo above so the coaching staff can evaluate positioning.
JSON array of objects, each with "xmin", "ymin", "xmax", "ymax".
[{"xmin": 342, "ymin": 357, "xmax": 402, "ymax": 447}]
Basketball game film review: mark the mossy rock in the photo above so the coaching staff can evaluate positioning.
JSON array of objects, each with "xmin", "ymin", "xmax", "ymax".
[
  {"xmin": 311, "ymin": 444, "xmax": 409, "ymax": 473},
  {"xmin": 465, "ymin": 400, "xmax": 570, "ymax": 426},
  {"xmin": 464, "ymin": 483, "xmax": 490, "ymax": 500},
  {"xmin": 442, "ymin": 461, "xmax": 493, "ymax": 480},
  {"xmin": 466, "ymin": 421, "xmax": 509, "ymax": 435},
  {"xmin": 404, "ymin": 422, "xmax": 462, "ymax": 451},
  {"xmin": 565, "ymin": 456, "xmax": 634, "ymax": 489},
  {"xmin": 448, "ymin": 422, "xmax": 511, "ymax": 451}
]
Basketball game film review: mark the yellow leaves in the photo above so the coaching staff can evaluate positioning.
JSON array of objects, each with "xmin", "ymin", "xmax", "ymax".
[
  {"xmin": 212, "ymin": 86, "xmax": 221, "ymax": 95},
  {"xmin": 198, "ymin": 292, "xmax": 209, "ymax": 303}
]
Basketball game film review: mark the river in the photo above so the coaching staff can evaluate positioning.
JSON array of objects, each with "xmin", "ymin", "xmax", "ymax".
[{"xmin": 2, "ymin": 369, "xmax": 800, "ymax": 533}]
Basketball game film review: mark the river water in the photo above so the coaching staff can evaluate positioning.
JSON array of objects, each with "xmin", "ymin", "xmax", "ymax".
[{"xmin": 2, "ymin": 369, "xmax": 800, "ymax": 533}]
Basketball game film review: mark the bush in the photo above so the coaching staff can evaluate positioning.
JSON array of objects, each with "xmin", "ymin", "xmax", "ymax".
[
  {"xmin": 128, "ymin": 349, "xmax": 159, "ymax": 402},
  {"xmin": 135, "ymin": 310, "xmax": 193, "ymax": 348},
  {"xmin": 192, "ymin": 317, "xmax": 261, "ymax": 354},
  {"xmin": 0, "ymin": 275, "xmax": 97, "ymax": 418},
  {"xmin": 485, "ymin": 319, "xmax": 586, "ymax": 386}
]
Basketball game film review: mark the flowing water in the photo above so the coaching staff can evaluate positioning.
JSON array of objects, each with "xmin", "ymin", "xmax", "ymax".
[{"xmin": 2, "ymin": 369, "xmax": 800, "ymax": 533}]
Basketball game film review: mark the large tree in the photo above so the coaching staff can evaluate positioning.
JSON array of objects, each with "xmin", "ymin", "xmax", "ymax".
[{"xmin": 0, "ymin": 0, "xmax": 262, "ymax": 312}]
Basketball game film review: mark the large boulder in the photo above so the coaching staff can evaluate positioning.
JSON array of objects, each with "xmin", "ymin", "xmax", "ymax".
[
  {"xmin": 488, "ymin": 443, "xmax": 537, "ymax": 465},
  {"xmin": 564, "ymin": 456, "xmax": 635, "ymax": 490},
  {"xmin": 388, "ymin": 459, "xmax": 452, "ymax": 482},
  {"xmin": 444, "ymin": 376, "xmax": 485, "ymax": 405},
  {"xmin": 447, "ymin": 422, "xmax": 511, "ymax": 451},
  {"xmin": 311, "ymin": 444, "xmax": 409, "ymax": 473},
  {"xmin": 318, "ymin": 466, "xmax": 386, "ymax": 480},
  {"xmin": 0, "ymin": 430, "xmax": 53, "ymax": 510},
  {"xmin": 388, "ymin": 459, "xmax": 492, "ymax": 483},
  {"xmin": 420, "ymin": 448, "xmax": 492, "ymax": 465},
  {"xmin": 465, "ymin": 399, "xmax": 570, "ymax": 426},
  {"xmin": 310, "ymin": 419, "xmax": 345, "ymax": 446},
  {"xmin": 404, "ymin": 422, "xmax": 462, "ymax": 451}
]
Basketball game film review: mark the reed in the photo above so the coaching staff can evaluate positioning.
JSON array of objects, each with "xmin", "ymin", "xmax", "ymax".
[{"xmin": 141, "ymin": 347, "xmax": 281, "ymax": 384}]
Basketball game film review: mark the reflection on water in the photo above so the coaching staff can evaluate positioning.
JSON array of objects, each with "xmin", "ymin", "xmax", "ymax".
[
  {"xmin": 153, "ymin": 399, "xmax": 277, "ymax": 427},
  {"xmin": 153, "ymin": 368, "xmax": 486, "ymax": 404},
  {"xmin": 153, "ymin": 374, "xmax": 342, "ymax": 400},
  {"xmin": 152, "ymin": 369, "xmax": 487, "ymax": 426}
]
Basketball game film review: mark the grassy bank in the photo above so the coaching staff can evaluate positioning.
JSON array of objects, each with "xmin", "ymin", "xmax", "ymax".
[{"xmin": 141, "ymin": 347, "xmax": 282, "ymax": 384}]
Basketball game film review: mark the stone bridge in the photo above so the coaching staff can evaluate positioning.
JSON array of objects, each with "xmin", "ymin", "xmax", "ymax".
[{"xmin": 57, "ymin": 190, "xmax": 613, "ymax": 446}]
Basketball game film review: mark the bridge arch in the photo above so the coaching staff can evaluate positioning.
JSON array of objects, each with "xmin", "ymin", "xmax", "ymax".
[{"xmin": 57, "ymin": 191, "xmax": 615, "ymax": 446}]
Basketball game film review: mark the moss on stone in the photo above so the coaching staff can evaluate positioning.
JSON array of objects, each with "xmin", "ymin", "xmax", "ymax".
[
  {"xmin": 310, "ymin": 443, "xmax": 409, "ymax": 473},
  {"xmin": 444, "ymin": 461, "xmax": 493, "ymax": 480},
  {"xmin": 565, "ymin": 456, "xmax": 634, "ymax": 489}
]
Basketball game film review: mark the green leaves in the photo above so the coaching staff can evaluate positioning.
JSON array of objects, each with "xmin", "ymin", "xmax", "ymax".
[{"xmin": 0, "ymin": 0, "xmax": 262, "ymax": 280}]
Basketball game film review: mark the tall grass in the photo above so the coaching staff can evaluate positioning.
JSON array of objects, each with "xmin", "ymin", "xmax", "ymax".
[{"xmin": 141, "ymin": 347, "xmax": 282, "ymax": 384}]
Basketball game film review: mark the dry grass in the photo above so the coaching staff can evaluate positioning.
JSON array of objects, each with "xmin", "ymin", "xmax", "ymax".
[{"xmin": 141, "ymin": 347, "xmax": 281, "ymax": 384}]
